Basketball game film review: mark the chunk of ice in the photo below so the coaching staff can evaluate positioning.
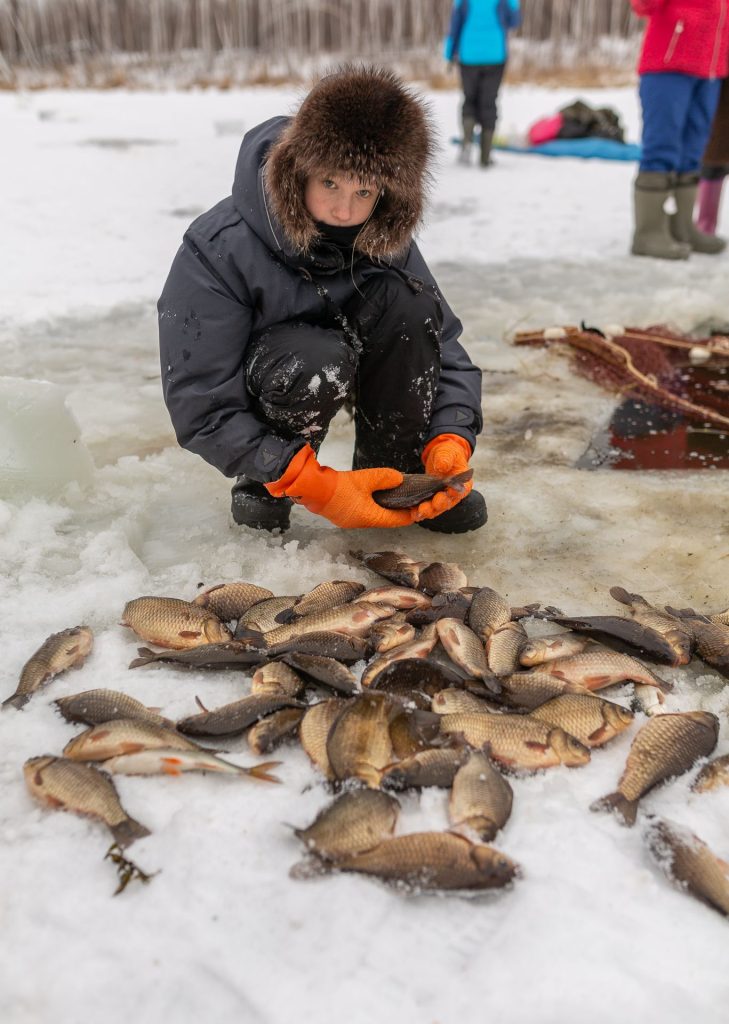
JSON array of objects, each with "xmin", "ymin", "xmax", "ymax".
[{"xmin": 0, "ymin": 377, "xmax": 94, "ymax": 497}]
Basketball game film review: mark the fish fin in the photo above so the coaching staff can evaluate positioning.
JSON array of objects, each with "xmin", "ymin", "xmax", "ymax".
[
  {"xmin": 590, "ymin": 791, "xmax": 638, "ymax": 826},
  {"xmin": 656, "ymin": 677, "xmax": 673, "ymax": 693},
  {"xmin": 178, "ymin": 630, "xmax": 202, "ymax": 639},
  {"xmin": 511, "ymin": 603, "xmax": 541, "ymax": 619},
  {"xmin": 246, "ymin": 761, "xmax": 282, "ymax": 783},
  {"xmin": 524, "ymin": 740, "xmax": 549, "ymax": 752},
  {"xmin": 194, "ymin": 695, "xmax": 209, "ymax": 712},
  {"xmin": 289, "ymin": 856, "xmax": 332, "ymax": 880},
  {"xmin": 120, "ymin": 742, "xmax": 146, "ymax": 754},
  {"xmin": 609, "ymin": 586, "xmax": 635, "ymax": 606},
  {"xmin": 587, "ymin": 723, "xmax": 610, "ymax": 745},
  {"xmin": 110, "ymin": 816, "xmax": 151, "ymax": 849},
  {"xmin": 2, "ymin": 692, "xmax": 30, "ymax": 710},
  {"xmin": 548, "ymin": 669, "xmax": 567, "ymax": 681},
  {"xmin": 584, "ymin": 674, "xmax": 613, "ymax": 688},
  {"xmin": 160, "ymin": 757, "xmax": 184, "ymax": 775},
  {"xmin": 128, "ymin": 647, "xmax": 157, "ymax": 669}
]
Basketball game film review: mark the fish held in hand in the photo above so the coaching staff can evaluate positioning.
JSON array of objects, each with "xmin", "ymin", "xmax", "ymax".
[
  {"xmin": 530, "ymin": 694, "xmax": 634, "ymax": 748},
  {"xmin": 591, "ymin": 711, "xmax": 719, "ymax": 826},
  {"xmin": 373, "ymin": 470, "xmax": 473, "ymax": 510},
  {"xmin": 449, "ymin": 750, "xmax": 514, "ymax": 842},
  {"xmin": 293, "ymin": 789, "xmax": 400, "ymax": 861},
  {"xmin": 55, "ymin": 690, "xmax": 173, "ymax": 728},
  {"xmin": 4, "ymin": 626, "xmax": 94, "ymax": 711},
  {"xmin": 24, "ymin": 755, "xmax": 150, "ymax": 848},
  {"xmin": 122, "ymin": 597, "xmax": 231, "ymax": 650},
  {"xmin": 305, "ymin": 831, "xmax": 519, "ymax": 892},
  {"xmin": 645, "ymin": 818, "xmax": 729, "ymax": 917}
]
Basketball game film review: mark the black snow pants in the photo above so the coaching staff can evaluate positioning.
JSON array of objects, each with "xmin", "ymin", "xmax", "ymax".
[
  {"xmin": 460, "ymin": 63, "xmax": 506, "ymax": 131},
  {"xmin": 244, "ymin": 271, "xmax": 443, "ymax": 474}
]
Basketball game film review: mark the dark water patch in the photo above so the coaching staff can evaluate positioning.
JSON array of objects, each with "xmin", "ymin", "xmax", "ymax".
[{"xmin": 578, "ymin": 364, "xmax": 729, "ymax": 471}]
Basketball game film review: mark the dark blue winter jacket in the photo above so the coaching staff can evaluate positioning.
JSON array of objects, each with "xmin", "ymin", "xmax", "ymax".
[
  {"xmin": 445, "ymin": 0, "xmax": 521, "ymax": 65},
  {"xmin": 158, "ymin": 118, "xmax": 483, "ymax": 483}
]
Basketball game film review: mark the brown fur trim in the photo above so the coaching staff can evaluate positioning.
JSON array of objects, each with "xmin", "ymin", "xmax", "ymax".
[{"xmin": 264, "ymin": 65, "xmax": 435, "ymax": 260}]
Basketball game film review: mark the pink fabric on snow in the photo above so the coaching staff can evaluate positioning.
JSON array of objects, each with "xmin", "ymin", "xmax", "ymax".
[{"xmin": 527, "ymin": 114, "xmax": 563, "ymax": 147}]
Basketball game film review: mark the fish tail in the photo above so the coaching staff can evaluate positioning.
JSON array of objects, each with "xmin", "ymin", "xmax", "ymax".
[
  {"xmin": 111, "ymin": 816, "xmax": 152, "ymax": 848},
  {"xmin": 2, "ymin": 692, "xmax": 30, "ymax": 710},
  {"xmin": 128, "ymin": 648, "xmax": 156, "ymax": 669},
  {"xmin": 246, "ymin": 760, "xmax": 282, "ymax": 783},
  {"xmin": 590, "ymin": 791, "xmax": 638, "ymax": 826}
]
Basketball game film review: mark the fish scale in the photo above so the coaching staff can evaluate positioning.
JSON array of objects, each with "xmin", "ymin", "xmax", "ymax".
[
  {"xmin": 23, "ymin": 756, "xmax": 150, "ymax": 848},
  {"xmin": 262, "ymin": 602, "xmax": 395, "ymax": 649},
  {"xmin": 592, "ymin": 711, "xmax": 719, "ymax": 825},
  {"xmin": 325, "ymin": 832, "xmax": 518, "ymax": 891},
  {"xmin": 4, "ymin": 626, "xmax": 94, "ymax": 710},
  {"xmin": 440, "ymin": 712, "xmax": 591, "ymax": 770}
]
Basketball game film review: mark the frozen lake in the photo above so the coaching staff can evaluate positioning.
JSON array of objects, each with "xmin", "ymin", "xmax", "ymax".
[{"xmin": 1, "ymin": 83, "xmax": 728, "ymax": 1023}]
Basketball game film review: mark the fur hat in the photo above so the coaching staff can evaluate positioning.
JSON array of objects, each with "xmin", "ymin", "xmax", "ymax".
[{"xmin": 264, "ymin": 65, "xmax": 435, "ymax": 261}]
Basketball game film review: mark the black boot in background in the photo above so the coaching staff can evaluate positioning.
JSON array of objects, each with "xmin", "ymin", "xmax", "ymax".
[
  {"xmin": 417, "ymin": 490, "xmax": 488, "ymax": 534},
  {"xmin": 231, "ymin": 479, "xmax": 293, "ymax": 531}
]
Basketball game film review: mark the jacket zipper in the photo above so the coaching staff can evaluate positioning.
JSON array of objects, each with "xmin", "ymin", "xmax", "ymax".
[
  {"xmin": 663, "ymin": 19, "xmax": 684, "ymax": 63},
  {"xmin": 710, "ymin": 1, "xmax": 727, "ymax": 78}
]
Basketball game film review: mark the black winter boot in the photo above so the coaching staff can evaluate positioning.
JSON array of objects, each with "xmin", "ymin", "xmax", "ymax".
[
  {"xmin": 231, "ymin": 478, "xmax": 292, "ymax": 531},
  {"xmin": 459, "ymin": 116, "xmax": 476, "ymax": 165},
  {"xmin": 416, "ymin": 489, "xmax": 487, "ymax": 534}
]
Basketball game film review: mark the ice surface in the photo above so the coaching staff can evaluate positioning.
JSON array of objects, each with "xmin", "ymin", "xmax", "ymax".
[
  {"xmin": 0, "ymin": 376, "xmax": 94, "ymax": 496},
  {"xmin": 1, "ymin": 84, "xmax": 729, "ymax": 1024}
]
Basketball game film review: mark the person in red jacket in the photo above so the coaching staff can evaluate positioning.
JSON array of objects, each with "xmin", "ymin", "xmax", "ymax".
[{"xmin": 630, "ymin": 0, "xmax": 729, "ymax": 260}]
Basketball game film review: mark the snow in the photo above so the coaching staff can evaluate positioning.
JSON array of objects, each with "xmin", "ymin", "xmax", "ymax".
[{"xmin": 2, "ymin": 81, "xmax": 729, "ymax": 1024}]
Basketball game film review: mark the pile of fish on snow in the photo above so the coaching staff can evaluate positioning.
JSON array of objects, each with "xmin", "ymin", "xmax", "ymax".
[{"xmin": 5, "ymin": 549, "xmax": 729, "ymax": 906}]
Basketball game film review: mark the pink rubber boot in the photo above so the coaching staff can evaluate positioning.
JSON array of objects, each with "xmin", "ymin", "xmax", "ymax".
[{"xmin": 695, "ymin": 177, "xmax": 725, "ymax": 235}]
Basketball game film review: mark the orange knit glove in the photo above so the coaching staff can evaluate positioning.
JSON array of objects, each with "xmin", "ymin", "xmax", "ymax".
[
  {"xmin": 422, "ymin": 433, "xmax": 472, "ymax": 477},
  {"xmin": 265, "ymin": 445, "xmax": 419, "ymax": 529}
]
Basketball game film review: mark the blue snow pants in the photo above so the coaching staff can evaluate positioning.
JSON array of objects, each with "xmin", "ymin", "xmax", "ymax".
[{"xmin": 639, "ymin": 72, "xmax": 722, "ymax": 173}]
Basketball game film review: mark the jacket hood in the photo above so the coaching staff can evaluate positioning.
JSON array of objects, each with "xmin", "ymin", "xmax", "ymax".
[{"xmin": 235, "ymin": 66, "xmax": 435, "ymax": 263}]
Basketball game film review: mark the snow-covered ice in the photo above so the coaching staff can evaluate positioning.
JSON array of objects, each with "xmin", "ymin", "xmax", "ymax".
[{"xmin": 1, "ymin": 82, "xmax": 728, "ymax": 1024}]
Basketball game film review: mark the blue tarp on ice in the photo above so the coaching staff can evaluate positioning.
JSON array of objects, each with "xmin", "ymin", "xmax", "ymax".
[{"xmin": 453, "ymin": 136, "xmax": 641, "ymax": 161}]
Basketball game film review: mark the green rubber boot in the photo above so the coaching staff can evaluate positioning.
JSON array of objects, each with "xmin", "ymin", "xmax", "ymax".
[{"xmin": 631, "ymin": 172, "xmax": 691, "ymax": 260}]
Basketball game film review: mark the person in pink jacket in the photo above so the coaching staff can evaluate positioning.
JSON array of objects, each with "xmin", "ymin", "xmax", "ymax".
[{"xmin": 630, "ymin": 0, "xmax": 729, "ymax": 259}]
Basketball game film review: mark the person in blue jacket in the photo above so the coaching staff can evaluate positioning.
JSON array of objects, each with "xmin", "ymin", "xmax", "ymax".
[{"xmin": 445, "ymin": 0, "xmax": 521, "ymax": 167}]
